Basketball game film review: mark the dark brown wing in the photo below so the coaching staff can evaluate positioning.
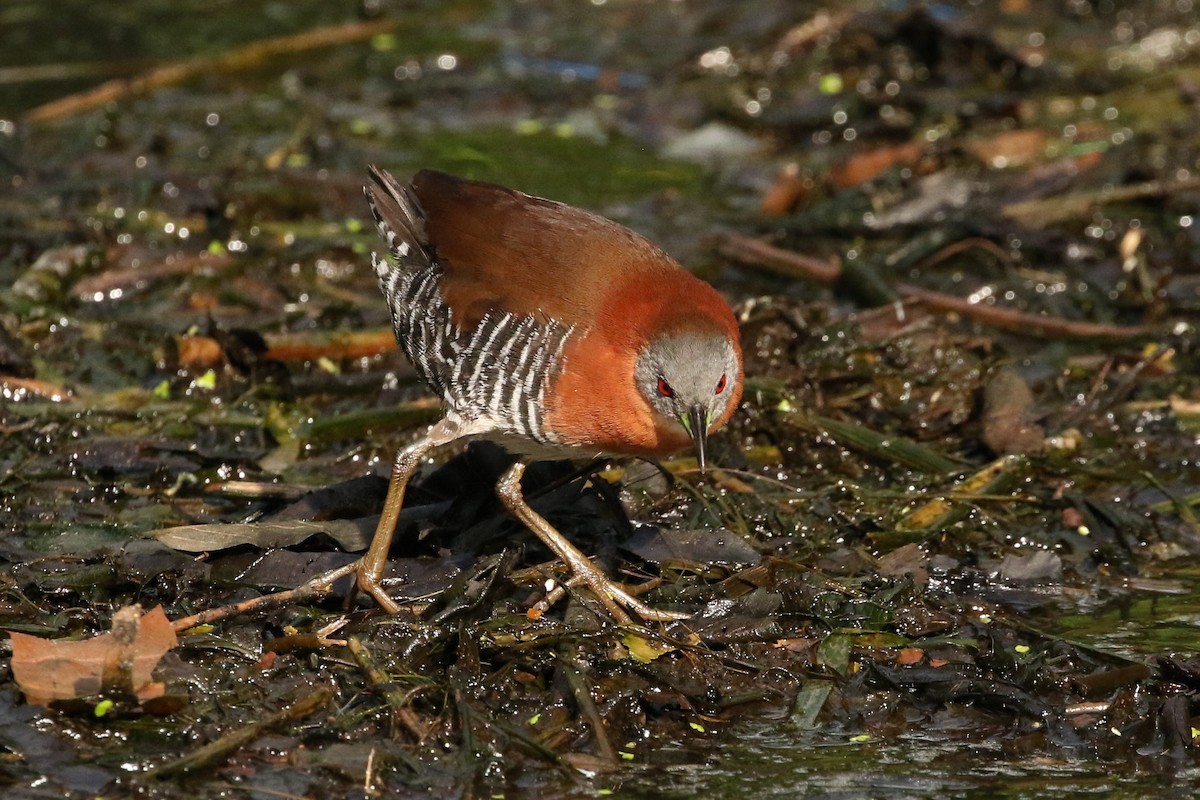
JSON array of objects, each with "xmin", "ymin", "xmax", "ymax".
[{"xmin": 411, "ymin": 170, "xmax": 682, "ymax": 328}]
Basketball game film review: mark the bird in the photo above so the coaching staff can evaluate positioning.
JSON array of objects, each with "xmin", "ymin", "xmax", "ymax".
[{"xmin": 357, "ymin": 166, "xmax": 743, "ymax": 623}]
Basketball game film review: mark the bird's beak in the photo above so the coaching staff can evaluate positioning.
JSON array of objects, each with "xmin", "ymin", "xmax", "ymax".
[{"xmin": 686, "ymin": 403, "xmax": 709, "ymax": 472}]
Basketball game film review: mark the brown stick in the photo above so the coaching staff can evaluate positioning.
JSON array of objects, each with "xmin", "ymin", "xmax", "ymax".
[
  {"xmin": 559, "ymin": 657, "xmax": 617, "ymax": 763},
  {"xmin": 716, "ymin": 231, "xmax": 1156, "ymax": 342},
  {"xmin": 25, "ymin": 19, "xmax": 394, "ymax": 124},
  {"xmin": 149, "ymin": 687, "xmax": 332, "ymax": 778},
  {"xmin": 347, "ymin": 637, "xmax": 430, "ymax": 741},
  {"xmin": 714, "ymin": 232, "xmax": 841, "ymax": 285},
  {"xmin": 170, "ymin": 561, "xmax": 358, "ymax": 633},
  {"xmin": 1002, "ymin": 175, "xmax": 1200, "ymax": 228},
  {"xmin": 894, "ymin": 283, "xmax": 1153, "ymax": 340},
  {"xmin": 73, "ymin": 251, "xmax": 233, "ymax": 302},
  {"xmin": 910, "ymin": 236, "xmax": 1014, "ymax": 272}
]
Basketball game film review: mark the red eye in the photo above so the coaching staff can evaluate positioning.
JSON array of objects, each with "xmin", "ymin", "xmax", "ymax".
[
  {"xmin": 657, "ymin": 377, "xmax": 675, "ymax": 398},
  {"xmin": 715, "ymin": 373, "xmax": 727, "ymax": 394}
]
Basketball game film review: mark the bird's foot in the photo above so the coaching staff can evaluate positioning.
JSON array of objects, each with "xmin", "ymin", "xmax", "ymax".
[
  {"xmin": 354, "ymin": 559, "xmax": 401, "ymax": 614},
  {"xmin": 497, "ymin": 461, "xmax": 688, "ymax": 625},
  {"xmin": 529, "ymin": 565, "xmax": 690, "ymax": 625}
]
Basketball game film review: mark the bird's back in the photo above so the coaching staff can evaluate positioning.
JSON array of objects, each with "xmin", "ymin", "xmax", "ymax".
[{"xmin": 409, "ymin": 170, "xmax": 686, "ymax": 330}]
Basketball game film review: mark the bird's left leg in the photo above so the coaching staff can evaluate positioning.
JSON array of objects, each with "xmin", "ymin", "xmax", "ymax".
[
  {"xmin": 355, "ymin": 416, "xmax": 464, "ymax": 612},
  {"xmin": 495, "ymin": 462, "xmax": 689, "ymax": 624}
]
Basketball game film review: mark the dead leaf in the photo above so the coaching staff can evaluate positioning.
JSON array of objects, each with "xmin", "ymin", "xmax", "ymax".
[
  {"xmin": 963, "ymin": 129, "xmax": 1047, "ymax": 169},
  {"xmin": 760, "ymin": 163, "xmax": 810, "ymax": 216},
  {"xmin": 981, "ymin": 368, "xmax": 1044, "ymax": 455},
  {"xmin": 998, "ymin": 551, "xmax": 1062, "ymax": 583},
  {"xmin": 0, "ymin": 376, "xmax": 74, "ymax": 402},
  {"xmin": 10, "ymin": 605, "xmax": 178, "ymax": 706},
  {"xmin": 623, "ymin": 526, "xmax": 761, "ymax": 570},
  {"xmin": 1061, "ymin": 507, "xmax": 1085, "ymax": 528},
  {"xmin": 151, "ymin": 518, "xmax": 373, "ymax": 552},
  {"xmin": 830, "ymin": 142, "xmax": 924, "ymax": 188},
  {"xmin": 877, "ymin": 543, "xmax": 929, "ymax": 587},
  {"xmin": 175, "ymin": 334, "xmax": 224, "ymax": 369},
  {"xmin": 622, "ymin": 632, "xmax": 677, "ymax": 663}
]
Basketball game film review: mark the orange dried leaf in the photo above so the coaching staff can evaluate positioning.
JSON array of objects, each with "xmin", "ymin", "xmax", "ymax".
[
  {"xmin": 1061, "ymin": 507, "xmax": 1085, "ymax": 528},
  {"xmin": 186, "ymin": 292, "xmax": 220, "ymax": 311},
  {"xmin": 830, "ymin": 142, "xmax": 924, "ymax": 188},
  {"xmin": 10, "ymin": 605, "xmax": 178, "ymax": 706},
  {"xmin": 895, "ymin": 647, "xmax": 925, "ymax": 666},
  {"xmin": 760, "ymin": 164, "xmax": 810, "ymax": 216},
  {"xmin": 175, "ymin": 334, "xmax": 224, "ymax": 369},
  {"xmin": 963, "ymin": 129, "xmax": 1047, "ymax": 168},
  {"xmin": 1, "ymin": 376, "xmax": 74, "ymax": 402},
  {"xmin": 1072, "ymin": 149, "xmax": 1103, "ymax": 172}
]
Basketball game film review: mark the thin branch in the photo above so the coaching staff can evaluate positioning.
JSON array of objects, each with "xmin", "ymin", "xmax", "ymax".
[
  {"xmin": 1002, "ymin": 175, "xmax": 1200, "ymax": 228},
  {"xmin": 895, "ymin": 283, "xmax": 1153, "ymax": 341},
  {"xmin": 24, "ymin": 19, "xmax": 395, "ymax": 124},
  {"xmin": 149, "ymin": 687, "xmax": 332, "ymax": 778},
  {"xmin": 716, "ymin": 231, "xmax": 1156, "ymax": 342},
  {"xmin": 171, "ymin": 561, "xmax": 358, "ymax": 633},
  {"xmin": 714, "ymin": 231, "xmax": 840, "ymax": 286}
]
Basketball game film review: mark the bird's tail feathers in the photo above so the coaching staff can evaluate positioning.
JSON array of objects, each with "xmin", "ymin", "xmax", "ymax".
[{"xmin": 364, "ymin": 165, "xmax": 433, "ymax": 281}]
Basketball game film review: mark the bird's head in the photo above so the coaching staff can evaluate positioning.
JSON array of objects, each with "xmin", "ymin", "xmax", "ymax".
[{"xmin": 634, "ymin": 329, "xmax": 742, "ymax": 470}]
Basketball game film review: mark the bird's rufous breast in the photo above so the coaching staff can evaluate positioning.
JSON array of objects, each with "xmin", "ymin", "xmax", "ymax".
[{"xmin": 544, "ymin": 266, "xmax": 743, "ymax": 457}]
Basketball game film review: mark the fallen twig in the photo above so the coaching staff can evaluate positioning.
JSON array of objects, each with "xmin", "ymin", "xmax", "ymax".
[
  {"xmin": 716, "ymin": 231, "xmax": 1156, "ymax": 341},
  {"xmin": 714, "ymin": 232, "xmax": 840, "ymax": 286},
  {"xmin": 559, "ymin": 657, "xmax": 617, "ymax": 763},
  {"xmin": 73, "ymin": 251, "xmax": 232, "ymax": 301},
  {"xmin": 347, "ymin": 636, "xmax": 432, "ymax": 741},
  {"xmin": 25, "ymin": 18, "xmax": 394, "ymax": 124},
  {"xmin": 896, "ymin": 283, "xmax": 1154, "ymax": 341},
  {"xmin": 1002, "ymin": 175, "xmax": 1200, "ymax": 228},
  {"xmin": 171, "ymin": 561, "xmax": 358, "ymax": 633},
  {"xmin": 149, "ymin": 687, "xmax": 332, "ymax": 778},
  {"xmin": 264, "ymin": 328, "xmax": 398, "ymax": 363}
]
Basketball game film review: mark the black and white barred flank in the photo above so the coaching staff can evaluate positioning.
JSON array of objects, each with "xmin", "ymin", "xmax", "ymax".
[{"xmin": 365, "ymin": 171, "xmax": 575, "ymax": 444}]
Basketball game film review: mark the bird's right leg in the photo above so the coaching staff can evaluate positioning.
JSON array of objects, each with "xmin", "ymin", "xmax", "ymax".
[
  {"xmin": 496, "ymin": 462, "xmax": 689, "ymax": 624},
  {"xmin": 355, "ymin": 417, "xmax": 463, "ymax": 613}
]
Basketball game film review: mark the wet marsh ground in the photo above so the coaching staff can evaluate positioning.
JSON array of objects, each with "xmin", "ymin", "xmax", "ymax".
[{"xmin": 2, "ymin": 1, "xmax": 1200, "ymax": 797}]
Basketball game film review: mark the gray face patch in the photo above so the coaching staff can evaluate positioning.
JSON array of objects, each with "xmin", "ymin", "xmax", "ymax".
[{"xmin": 634, "ymin": 329, "xmax": 740, "ymax": 435}]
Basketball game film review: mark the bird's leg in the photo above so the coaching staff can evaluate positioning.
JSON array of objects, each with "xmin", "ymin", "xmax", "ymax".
[
  {"xmin": 356, "ymin": 417, "xmax": 463, "ymax": 613},
  {"xmin": 495, "ymin": 462, "xmax": 690, "ymax": 624}
]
